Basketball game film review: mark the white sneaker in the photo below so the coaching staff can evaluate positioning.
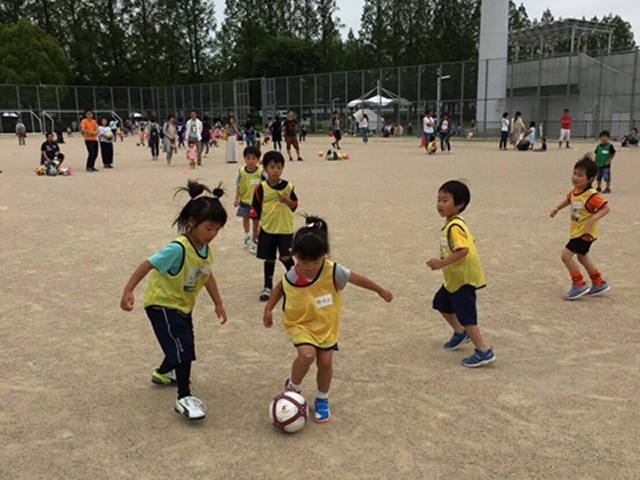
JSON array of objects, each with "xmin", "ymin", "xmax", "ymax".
[
  {"xmin": 249, "ymin": 244, "xmax": 257, "ymax": 255},
  {"xmin": 174, "ymin": 396, "xmax": 206, "ymax": 420},
  {"xmin": 243, "ymin": 234, "xmax": 252, "ymax": 250}
]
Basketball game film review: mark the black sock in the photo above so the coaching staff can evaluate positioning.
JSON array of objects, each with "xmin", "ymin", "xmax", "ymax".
[
  {"xmin": 157, "ymin": 357, "xmax": 174, "ymax": 374},
  {"xmin": 175, "ymin": 361, "xmax": 192, "ymax": 399},
  {"xmin": 264, "ymin": 261, "xmax": 275, "ymax": 289},
  {"xmin": 282, "ymin": 258, "xmax": 295, "ymax": 271}
]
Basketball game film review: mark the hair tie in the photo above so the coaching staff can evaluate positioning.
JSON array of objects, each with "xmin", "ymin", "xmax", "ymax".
[{"xmin": 307, "ymin": 221, "xmax": 323, "ymax": 229}]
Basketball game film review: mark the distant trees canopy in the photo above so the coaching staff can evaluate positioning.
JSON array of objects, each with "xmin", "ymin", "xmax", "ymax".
[{"xmin": 0, "ymin": 1, "xmax": 635, "ymax": 86}]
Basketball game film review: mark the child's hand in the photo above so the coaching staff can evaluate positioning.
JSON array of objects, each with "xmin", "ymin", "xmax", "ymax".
[
  {"xmin": 550, "ymin": 208, "xmax": 559, "ymax": 218},
  {"xmin": 120, "ymin": 291, "xmax": 135, "ymax": 311},
  {"xmin": 585, "ymin": 219, "xmax": 595, "ymax": 231},
  {"xmin": 215, "ymin": 304, "xmax": 228, "ymax": 324},
  {"xmin": 278, "ymin": 194, "xmax": 293, "ymax": 207},
  {"xmin": 426, "ymin": 258, "xmax": 444, "ymax": 270},
  {"xmin": 233, "ymin": 199, "xmax": 239, "ymax": 207},
  {"xmin": 378, "ymin": 288, "xmax": 393, "ymax": 302},
  {"xmin": 263, "ymin": 309, "xmax": 273, "ymax": 328}
]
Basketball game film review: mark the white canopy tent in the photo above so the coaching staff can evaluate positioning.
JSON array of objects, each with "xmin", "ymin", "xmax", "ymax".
[{"xmin": 347, "ymin": 94, "xmax": 411, "ymax": 109}]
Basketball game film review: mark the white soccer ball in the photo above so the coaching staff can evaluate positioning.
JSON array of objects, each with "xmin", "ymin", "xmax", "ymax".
[{"xmin": 269, "ymin": 392, "xmax": 308, "ymax": 433}]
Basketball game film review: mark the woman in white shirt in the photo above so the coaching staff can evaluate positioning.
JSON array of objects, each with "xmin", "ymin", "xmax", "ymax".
[
  {"xmin": 422, "ymin": 110, "xmax": 435, "ymax": 153},
  {"xmin": 98, "ymin": 117, "xmax": 115, "ymax": 168},
  {"xmin": 360, "ymin": 114, "xmax": 369, "ymax": 144}
]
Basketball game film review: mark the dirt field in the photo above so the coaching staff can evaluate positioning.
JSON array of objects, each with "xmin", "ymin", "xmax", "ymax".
[{"xmin": 1, "ymin": 132, "xmax": 638, "ymax": 480}]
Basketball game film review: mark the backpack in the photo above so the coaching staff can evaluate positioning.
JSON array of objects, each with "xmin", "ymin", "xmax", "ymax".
[{"xmin": 150, "ymin": 124, "xmax": 159, "ymax": 140}]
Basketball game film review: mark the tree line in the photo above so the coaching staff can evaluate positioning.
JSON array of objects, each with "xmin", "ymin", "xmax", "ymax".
[{"xmin": 0, "ymin": 1, "xmax": 634, "ymax": 87}]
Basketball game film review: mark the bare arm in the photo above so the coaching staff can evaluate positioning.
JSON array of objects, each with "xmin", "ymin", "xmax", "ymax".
[
  {"xmin": 205, "ymin": 275, "xmax": 227, "ymax": 324},
  {"xmin": 263, "ymin": 281, "xmax": 284, "ymax": 327},
  {"xmin": 426, "ymin": 248, "xmax": 469, "ymax": 270},
  {"xmin": 550, "ymin": 197, "xmax": 571, "ymax": 217},
  {"xmin": 120, "ymin": 260, "xmax": 154, "ymax": 311},
  {"xmin": 348, "ymin": 272, "xmax": 393, "ymax": 302}
]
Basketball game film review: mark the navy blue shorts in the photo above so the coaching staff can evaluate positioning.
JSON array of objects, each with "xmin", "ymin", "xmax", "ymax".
[
  {"xmin": 432, "ymin": 285, "xmax": 478, "ymax": 326},
  {"xmin": 145, "ymin": 306, "xmax": 195, "ymax": 365}
]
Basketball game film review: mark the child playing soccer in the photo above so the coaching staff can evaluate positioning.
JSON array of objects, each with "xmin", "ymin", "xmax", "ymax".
[
  {"xmin": 120, "ymin": 180, "xmax": 228, "ymax": 420},
  {"xmin": 550, "ymin": 156, "xmax": 610, "ymax": 300},
  {"xmin": 250, "ymin": 151, "xmax": 298, "ymax": 301},
  {"xmin": 426, "ymin": 180, "xmax": 495, "ymax": 368},
  {"xmin": 186, "ymin": 141, "xmax": 197, "ymax": 169},
  {"xmin": 234, "ymin": 145, "xmax": 264, "ymax": 254},
  {"xmin": 594, "ymin": 130, "xmax": 615, "ymax": 193},
  {"xmin": 263, "ymin": 217, "xmax": 393, "ymax": 423}
]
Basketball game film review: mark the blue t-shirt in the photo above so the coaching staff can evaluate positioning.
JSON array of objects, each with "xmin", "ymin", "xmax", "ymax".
[{"xmin": 149, "ymin": 242, "xmax": 208, "ymax": 275}]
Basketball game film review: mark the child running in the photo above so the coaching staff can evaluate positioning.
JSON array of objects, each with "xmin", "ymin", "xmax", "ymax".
[
  {"xmin": 234, "ymin": 145, "xmax": 264, "ymax": 254},
  {"xmin": 426, "ymin": 180, "xmax": 495, "ymax": 368},
  {"xmin": 119, "ymin": 180, "xmax": 228, "ymax": 420},
  {"xmin": 250, "ymin": 151, "xmax": 298, "ymax": 301},
  {"xmin": 263, "ymin": 216, "xmax": 393, "ymax": 423},
  {"xmin": 186, "ymin": 141, "xmax": 197, "ymax": 169},
  {"xmin": 550, "ymin": 155, "xmax": 610, "ymax": 300}
]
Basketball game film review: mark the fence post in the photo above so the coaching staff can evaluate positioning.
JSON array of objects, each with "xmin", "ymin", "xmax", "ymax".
[
  {"xmin": 92, "ymin": 86, "xmax": 97, "ymax": 111},
  {"xmin": 314, "ymin": 74, "xmax": 318, "ymax": 133},
  {"xmin": 630, "ymin": 47, "xmax": 638, "ymax": 130},
  {"xmin": 417, "ymin": 66, "xmax": 422, "ymax": 134},
  {"xmin": 483, "ymin": 59, "xmax": 489, "ymax": 138},
  {"xmin": 460, "ymin": 62, "xmax": 465, "ymax": 131},
  {"xmin": 74, "ymin": 86, "xmax": 79, "ymax": 113},
  {"xmin": 595, "ymin": 48, "xmax": 605, "ymax": 135},
  {"xmin": 127, "ymin": 87, "xmax": 132, "ymax": 117},
  {"xmin": 16, "ymin": 85, "xmax": 21, "ymax": 110}
]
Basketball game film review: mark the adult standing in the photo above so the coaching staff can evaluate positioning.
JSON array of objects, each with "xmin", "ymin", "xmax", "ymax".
[
  {"xmin": 15, "ymin": 120, "xmax": 26, "ymax": 146},
  {"xmin": 510, "ymin": 111, "xmax": 525, "ymax": 147},
  {"xmin": 360, "ymin": 114, "xmax": 369, "ymax": 144},
  {"xmin": 331, "ymin": 112, "xmax": 342, "ymax": 149},
  {"xmin": 422, "ymin": 110, "xmax": 435, "ymax": 153},
  {"xmin": 162, "ymin": 114, "xmax": 178, "ymax": 166},
  {"xmin": 147, "ymin": 116, "xmax": 161, "ymax": 161},
  {"xmin": 283, "ymin": 110, "xmax": 303, "ymax": 161},
  {"xmin": 224, "ymin": 115, "xmax": 239, "ymax": 164},
  {"xmin": 271, "ymin": 116, "xmax": 282, "ymax": 151},
  {"xmin": 55, "ymin": 117, "xmax": 65, "ymax": 144},
  {"xmin": 98, "ymin": 117, "xmax": 115, "ymax": 168},
  {"xmin": 185, "ymin": 110, "xmax": 203, "ymax": 165},
  {"xmin": 81, "ymin": 109, "xmax": 99, "ymax": 172},
  {"xmin": 244, "ymin": 115, "xmax": 256, "ymax": 146},
  {"xmin": 559, "ymin": 108, "xmax": 572, "ymax": 149}
]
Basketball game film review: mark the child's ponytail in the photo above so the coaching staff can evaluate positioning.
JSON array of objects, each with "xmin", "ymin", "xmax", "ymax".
[
  {"xmin": 173, "ymin": 180, "xmax": 227, "ymax": 233},
  {"xmin": 292, "ymin": 215, "xmax": 330, "ymax": 261}
]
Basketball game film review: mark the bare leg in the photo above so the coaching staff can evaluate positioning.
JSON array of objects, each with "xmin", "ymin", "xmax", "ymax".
[
  {"xmin": 441, "ymin": 312, "xmax": 465, "ymax": 334},
  {"xmin": 561, "ymin": 248, "xmax": 580, "ymax": 274},
  {"xmin": 290, "ymin": 345, "xmax": 316, "ymax": 385},
  {"xmin": 316, "ymin": 349, "xmax": 334, "ymax": 393},
  {"xmin": 577, "ymin": 253, "xmax": 597, "ymax": 274},
  {"xmin": 465, "ymin": 325, "xmax": 488, "ymax": 351},
  {"xmin": 242, "ymin": 217, "xmax": 250, "ymax": 235}
]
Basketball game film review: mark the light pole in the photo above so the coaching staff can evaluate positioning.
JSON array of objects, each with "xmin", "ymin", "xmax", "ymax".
[
  {"xmin": 436, "ymin": 67, "xmax": 450, "ymax": 123},
  {"xmin": 299, "ymin": 78, "xmax": 304, "ymax": 117}
]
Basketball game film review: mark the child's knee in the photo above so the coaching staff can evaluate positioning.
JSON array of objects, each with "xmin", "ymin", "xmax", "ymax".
[
  {"xmin": 297, "ymin": 349, "xmax": 316, "ymax": 365},
  {"xmin": 280, "ymin": 255, "xmax": 291, "ymax": 263}
]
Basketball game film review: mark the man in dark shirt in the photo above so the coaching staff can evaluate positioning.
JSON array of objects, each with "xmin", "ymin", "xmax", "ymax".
[
  {"xmin": 283, "ymin": 110, "xmax": 303, "ymax": 162},
  {"xmin": 40, "ymin": 132, "xmax": 63, "ymax": 166},
  {"xmin": 244, "ymin": 115, "xmax": 256, "ymax": 146}
]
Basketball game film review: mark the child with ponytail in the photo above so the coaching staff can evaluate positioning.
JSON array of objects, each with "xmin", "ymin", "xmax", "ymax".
[
  {"xmin": 263, "ymin": 216, "xmax": 393, "ymax": 423},
  {"xmin": 120, "ymin": 180, "xmax": 228, "ymax": 421}
]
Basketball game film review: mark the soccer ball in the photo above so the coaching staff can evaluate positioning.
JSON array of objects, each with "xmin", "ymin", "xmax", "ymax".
[
  {"xmin": 427, "ymin": 140, "xmax": 437, "ymax": 154},
  {"xmin": 341, "ymin": 153, "xmax": 350, "ymax": 160},
  {"xmin": 35, "ymin": 166, "xmax": 45, "ymax": 176},
  {"xmin": 105, "ymin": 132, "xmax": 114, "ymax": 140},
  {"xmin": 269, "ymin": 392, "xmax": 308, "ymax": 433},
  {"xmin": 317, "ymin": 150, "xmax": 324, "ymax": 157}
]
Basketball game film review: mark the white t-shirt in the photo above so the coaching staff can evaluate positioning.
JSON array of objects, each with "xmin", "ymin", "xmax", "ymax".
[
  {"xmin": 501, "ymin": 118, "xmax": 509, "ymax": 132},
  {"xmin": 98, "ymin": 125, "xmax": 114, "ymax": 143},
  {"xmin": 423, "ymin": 116, "xmax": 434, "ymax": 134}
]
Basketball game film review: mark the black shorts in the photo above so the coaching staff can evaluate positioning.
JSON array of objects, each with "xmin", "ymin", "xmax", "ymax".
[
  {"xmin": 565, "ymin": 238, "xmax": 593, "ymax": 255},
  {"xmin": 145, "ymin": 306, "xmax": 195, "ymax": 365},
  {"xmin": 293, "ymin": 342, "xmax": 339, "ymax": 351},
  {"xmin": 432, "ymin": 285, "xmax": 479, "ymax": 326},
  {"xmin": 257, "ymin": 230, "xmax": 292, "ymax": 260}
]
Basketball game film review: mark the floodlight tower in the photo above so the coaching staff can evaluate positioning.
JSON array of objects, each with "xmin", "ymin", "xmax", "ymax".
[{"xmin": 476, "ymin": 0, "xmax": 509, "ymax": 135}]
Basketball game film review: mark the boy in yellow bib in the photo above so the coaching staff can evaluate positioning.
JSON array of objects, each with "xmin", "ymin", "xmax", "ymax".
[
  {"xmin": 234, "ymin": 145, "xmax": 265, "ymax": 254},
  {"xmin": 120, "ymin": 180, "xmax": 228, "ymax": 421},
  {"xmin": 551, "ymin": 156, "xmax": 610, "ymax": 300},
  {"xmin": 250, "ymin": 151, "xmax": 299, "ymax": 301},
  {"xmin": 263, "ymin": 217, "xmax": 393, "ymax": 423},
  {"xmin": 427, "ymin": 180, "xmax": 495, "ymax": 368}
]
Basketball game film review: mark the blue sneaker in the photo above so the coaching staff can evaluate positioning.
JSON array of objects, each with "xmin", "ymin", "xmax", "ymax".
[
  {"xmin": 587, "ymin": 282, "xmax": 610, "ymax": 297},
  {"xmin": 443, "ymin": 331, "xmax": 471, "ymax": 350},
  {"xmin": 462, "ymin": 348, "xmax": 496, "ymax": 368},
  {"xmin": 313, "ymin": 398, "xmax": 331, "ymax": 423},
  {"xmin": 564, "ymin": 284, "xmax": 589, "ymax": 300}
]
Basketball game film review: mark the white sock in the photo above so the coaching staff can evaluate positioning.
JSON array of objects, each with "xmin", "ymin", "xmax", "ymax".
[
  {"xmin": 290, "ymin": 382, "xmax": 302, "ymax": 392},
  {"xmin": 316, "ymin": 390, "xmax": 329, "ymax": 400}
]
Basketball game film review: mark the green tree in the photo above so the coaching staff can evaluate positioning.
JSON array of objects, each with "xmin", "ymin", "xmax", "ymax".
[
  {"xmin": 359, "ymin": 0, "xmax": 392, "ymax": 67},
  {"xmin": 0, "ymin": 19, "xmax": 71, "ymax": 85}
]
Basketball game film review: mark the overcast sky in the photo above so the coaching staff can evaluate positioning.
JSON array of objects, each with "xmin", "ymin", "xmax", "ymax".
[{"xmin": 212, "ymin": 1, "xmax": 637, "ymax": 43}]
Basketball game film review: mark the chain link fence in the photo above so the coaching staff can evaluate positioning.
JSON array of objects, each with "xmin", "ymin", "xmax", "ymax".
[{"xmin": 1, "ymin": 48, "xmax": 638, "ymax": 139}]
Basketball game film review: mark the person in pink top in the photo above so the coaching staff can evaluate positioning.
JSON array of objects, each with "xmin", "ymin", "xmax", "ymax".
[
  {"xmin": 186, "ymin": 141, "xmax": 197, "ymax": 169},
  {"xmin": 559, "ymin": 109, "xmax": 572, "ymax": 149}
]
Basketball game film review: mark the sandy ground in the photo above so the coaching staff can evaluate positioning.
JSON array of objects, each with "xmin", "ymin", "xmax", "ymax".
[{"xmin": 0, "ymin": 132, "xmax": 639, "ymax": 480}]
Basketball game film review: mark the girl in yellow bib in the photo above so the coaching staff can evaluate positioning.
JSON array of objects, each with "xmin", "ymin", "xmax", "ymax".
[
  {"xmin": 120, "ymin": 180, "xmax": 228, "ymax": 421},
  {"xmin": 263, "ymin": 217, "xmax": 393, "ymax": 423}
]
